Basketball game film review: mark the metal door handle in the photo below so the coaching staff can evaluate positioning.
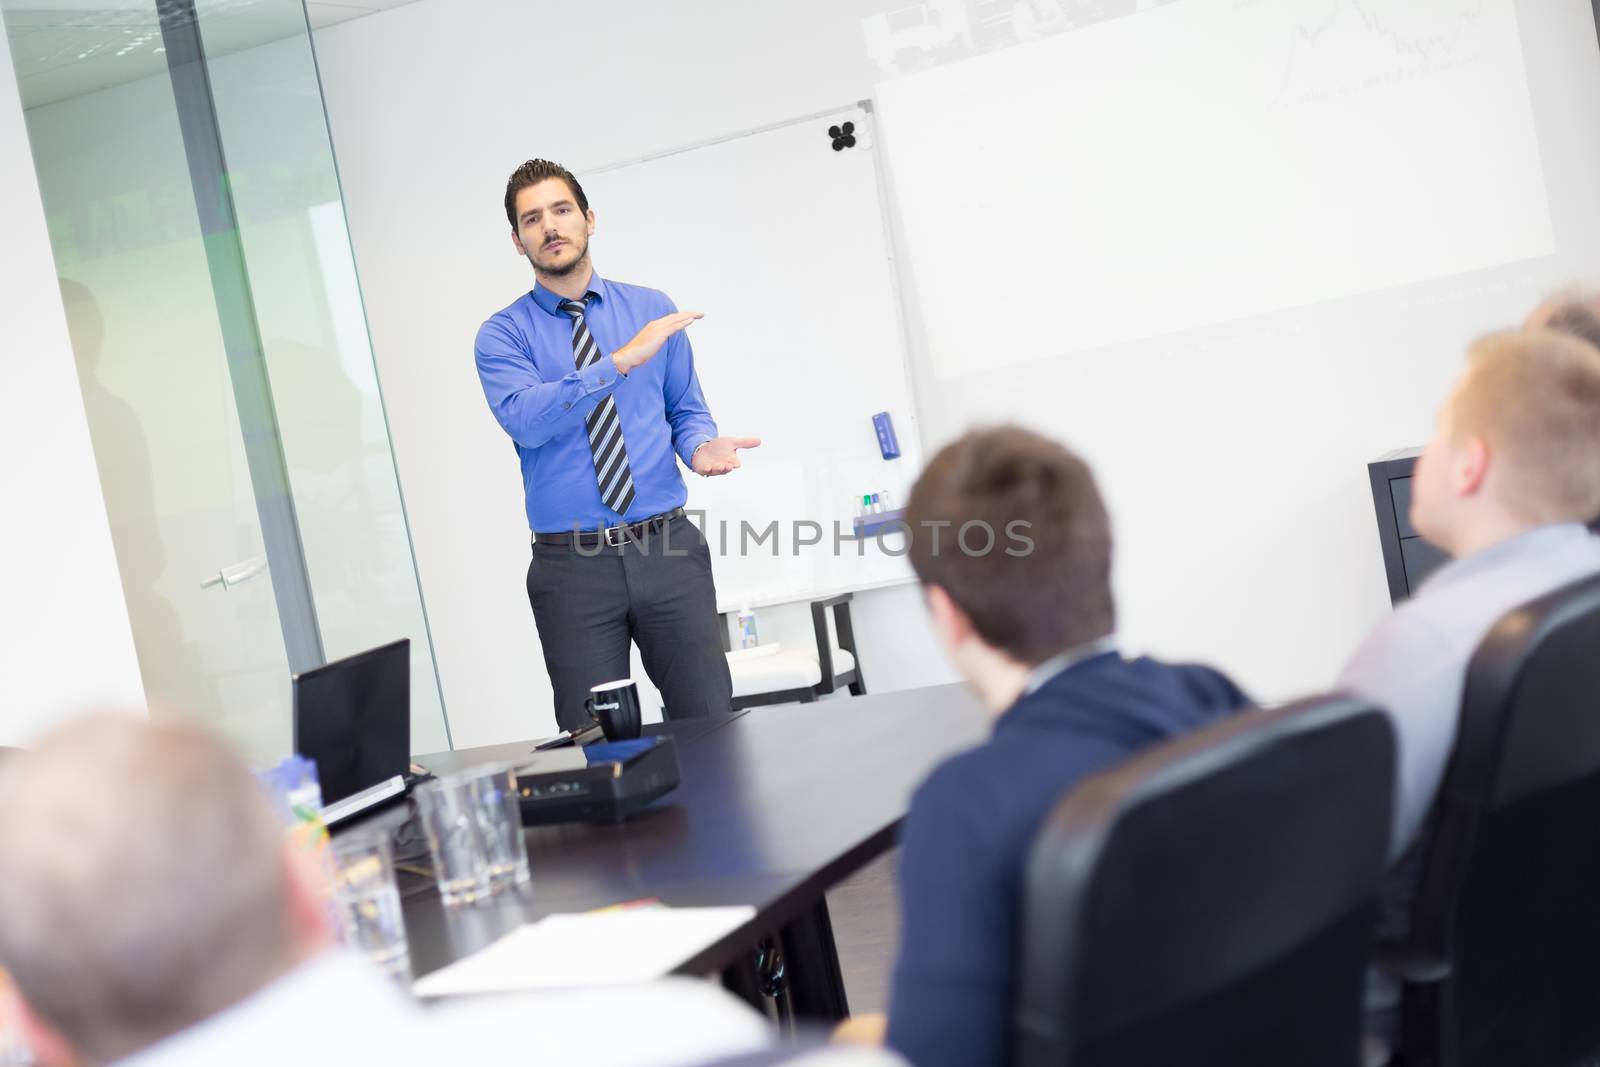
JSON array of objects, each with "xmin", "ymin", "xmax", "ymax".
[{"xmin": 200, "ymin": 554, "xmax": 269, "ymax": 591}]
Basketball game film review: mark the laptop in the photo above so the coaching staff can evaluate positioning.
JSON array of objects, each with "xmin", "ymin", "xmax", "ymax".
[{"xmin": 292, "ymin": 638, "xmax": 413, "ymax": 826}]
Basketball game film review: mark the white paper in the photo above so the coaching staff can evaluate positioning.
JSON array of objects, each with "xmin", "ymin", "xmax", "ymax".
[{"xmin": 411, "ymin": 906, "xmax": 758, "ymax": 998}]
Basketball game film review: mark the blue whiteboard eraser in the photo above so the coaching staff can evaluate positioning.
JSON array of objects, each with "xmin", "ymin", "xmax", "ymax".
[{"xmin": 873, "ymin": 412, "xmax": 901, "ymax": 460}]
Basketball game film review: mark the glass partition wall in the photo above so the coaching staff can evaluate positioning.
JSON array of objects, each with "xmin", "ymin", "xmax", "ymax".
[{"xmin": 2, "ymin": 0, "xmax": 449, "ymax": 763}]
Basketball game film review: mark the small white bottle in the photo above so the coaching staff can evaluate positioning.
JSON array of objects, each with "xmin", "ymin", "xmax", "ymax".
[{"xmin": 737, "ymin": 604, "xmax": 759, "ymax": 649}]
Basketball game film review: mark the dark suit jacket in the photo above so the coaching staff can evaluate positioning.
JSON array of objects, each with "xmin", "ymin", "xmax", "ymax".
[{"xmin": 885, "ymin": 653, "xmax": 1250, "ymax": 1067}]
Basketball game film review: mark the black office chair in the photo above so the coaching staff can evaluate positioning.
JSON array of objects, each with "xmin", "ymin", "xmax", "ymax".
[
  {"xmin": 1378, "ymin": 573, "xmax": 1600, "ymax": 1067},
  {"xmin": 1014, "ymin": 693, "xmax": 1395, "ymax": 1067}
]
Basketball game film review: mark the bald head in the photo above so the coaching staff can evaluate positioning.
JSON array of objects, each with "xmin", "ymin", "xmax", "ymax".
[{"xmin": 0, "ymin": 716, "xmax": 305, "ymax": 1066}]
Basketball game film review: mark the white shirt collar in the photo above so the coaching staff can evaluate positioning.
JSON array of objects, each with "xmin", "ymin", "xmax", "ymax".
[
  {"xmin": 1422, "ymin": 523, "xmax": 1598, "ymax": 595},
  {"xmin": 1024, "ymin": 634, "xmax": 1118, "ymax": 696},
  {"xmin": 112, "ymin": 952, "xmax": 410, "ymax": 1067}
]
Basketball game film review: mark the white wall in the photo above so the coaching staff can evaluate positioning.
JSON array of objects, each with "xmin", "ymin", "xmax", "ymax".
[
  {"xmin": 312, "ymin": 0, "xmax": 1600, "ymax": 748},
  {"xmin": 0, "ymin": 20, "xmax": 146, "ymax": 746}
]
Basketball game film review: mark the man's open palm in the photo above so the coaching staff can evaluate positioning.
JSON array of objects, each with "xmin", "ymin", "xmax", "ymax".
[{"xmin": 693, "ymin": 436, "xmax": 761, "ymax": 476}]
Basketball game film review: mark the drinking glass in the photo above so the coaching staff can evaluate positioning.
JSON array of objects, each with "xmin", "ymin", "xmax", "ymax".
[
  {"xmin": 470, "ymin": 762, "xmax": 532, "ymax": 895},
  {"xmin": 415, "ymin": 764, "xmax": 529, "ymax": 905},
  {"xmin": 330, "ymin": 830, "xmax": 410, "ymax": 979}
]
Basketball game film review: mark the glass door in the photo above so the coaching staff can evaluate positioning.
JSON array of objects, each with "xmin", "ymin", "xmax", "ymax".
[
  {"xmin": 189, "ymin": 0, "xmax": 450, "ymax": 753},
  {"xmin": 2, "ymin": 0, "xmax": 450, "ymax": 761}
]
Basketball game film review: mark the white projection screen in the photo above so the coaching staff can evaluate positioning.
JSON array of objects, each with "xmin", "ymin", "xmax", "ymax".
[
  {"xmin": 880, "ymin": 0, "xmax": 1554, "ymax": 381},
  {"xmin": 875, "ymin": 0, "xmax": 1600, "ymax": 702}
]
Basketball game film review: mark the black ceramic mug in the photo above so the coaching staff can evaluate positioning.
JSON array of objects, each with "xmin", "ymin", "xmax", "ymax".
[{"xmin": 584, "ymin": 679, "xmax": 643, "ymax": 741}]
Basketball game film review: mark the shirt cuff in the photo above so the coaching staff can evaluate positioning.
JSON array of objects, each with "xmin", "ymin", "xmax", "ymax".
[
  {"xmin": 578, "ymin": 357, "xmax": 621, "ymax": 397},
  {"xmin": 683, "ymin": 435, "xmax": 714, "ymax": 470}
]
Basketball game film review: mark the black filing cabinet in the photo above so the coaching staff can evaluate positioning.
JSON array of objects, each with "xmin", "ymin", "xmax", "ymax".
[{"xmin": 1368, "ymin": 447, "xmax": 1449, "ymax": 605}]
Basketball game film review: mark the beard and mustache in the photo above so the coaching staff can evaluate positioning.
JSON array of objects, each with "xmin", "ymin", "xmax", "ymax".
[{"xmin": 528, "ymin": 231, "xmax": 589, "ymax": 277}]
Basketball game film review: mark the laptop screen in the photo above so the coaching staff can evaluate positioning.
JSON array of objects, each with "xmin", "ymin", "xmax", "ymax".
[{"xmin": 291, "ymin": 638, "xmax": 410, "ymax": 805}]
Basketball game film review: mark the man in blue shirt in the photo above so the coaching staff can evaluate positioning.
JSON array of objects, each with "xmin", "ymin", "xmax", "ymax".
[
  {"xmin": 838, "ymin": 427, "xmax": 1250, "ymax": 1066},
  {"xmin": 476, "ymin": 159, "xmax": 759, "ymax": 731},
  {"xmin": 1337, "ymin": 327, "xmax": 1600, "ymax": 1043}
]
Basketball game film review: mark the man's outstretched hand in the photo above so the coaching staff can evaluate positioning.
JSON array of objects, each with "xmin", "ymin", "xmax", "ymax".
[
  {"xmin": 692, "ymin": 436, "xmax": 761, "ymax": 476},
  {"xmin": 612, "ymin": 311, "xmax": 703, "ymax": 374}
]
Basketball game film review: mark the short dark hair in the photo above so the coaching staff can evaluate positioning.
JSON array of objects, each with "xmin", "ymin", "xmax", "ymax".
[
  {"xmin": 504, "ymin": 159, "xmax": 589, "ymax": 231},
  {"xmin": 1543, "ymin": 299, "xmax": 1600, "ymax": 352},
  {"xmin": 905, "ymin": 426, "xmax": 1115, "ymax": 666}
]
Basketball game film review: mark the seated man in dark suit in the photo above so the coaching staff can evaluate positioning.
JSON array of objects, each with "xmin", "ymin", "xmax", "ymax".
[{"xmin": 843, "ymin": 427, "xmax": 1251, "ymax": 1067}]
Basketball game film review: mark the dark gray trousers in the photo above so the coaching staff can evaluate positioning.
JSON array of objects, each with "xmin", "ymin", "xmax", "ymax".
[{"xmin": 526, "ymin": 513, "xmax": 733, "ymax": 733}]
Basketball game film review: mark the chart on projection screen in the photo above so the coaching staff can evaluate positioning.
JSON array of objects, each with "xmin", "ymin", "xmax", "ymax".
[{"xmin": 876, "ymin": 0, "xmax": 1555, "ymax": 380}]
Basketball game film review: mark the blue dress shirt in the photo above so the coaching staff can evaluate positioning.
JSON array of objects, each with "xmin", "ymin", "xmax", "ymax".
[
  {"xmin": 1338, "ymin": 523, "xmax": 1600, "ymax": 1027},
  {"xmin": 475, "ymin": 273, "xmax": 719, "ymax": 532}
]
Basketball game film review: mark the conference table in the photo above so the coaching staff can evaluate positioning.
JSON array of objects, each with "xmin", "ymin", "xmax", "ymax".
[{"xmin": 391, "ymin": 682, "xmax": 987, "ymax": 1019}]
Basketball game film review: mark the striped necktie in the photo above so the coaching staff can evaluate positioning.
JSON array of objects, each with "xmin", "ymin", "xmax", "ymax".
[{"xmin": 559, "ymin": 296, "xmax": 635, "ymax": 516}]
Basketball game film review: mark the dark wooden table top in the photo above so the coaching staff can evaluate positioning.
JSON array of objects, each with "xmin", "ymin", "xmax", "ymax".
[
  {"xmin": 397, "ymin": 682, "xmax": 988, "ymax": 980},
  {"xmin": 412, "ymin": 712, "xmax": 748, "ymax": 777}
]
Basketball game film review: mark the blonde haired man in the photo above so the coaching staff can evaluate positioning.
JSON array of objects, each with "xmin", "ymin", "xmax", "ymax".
[{"xmin": 1340, "ymin": 328, "xmax": 1600, "ymax": 1035}]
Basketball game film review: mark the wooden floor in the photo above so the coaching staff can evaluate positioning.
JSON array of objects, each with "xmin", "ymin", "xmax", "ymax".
[{"xmin": 825, "ymin": 848, "xmax": 902, "ymax": 1017}]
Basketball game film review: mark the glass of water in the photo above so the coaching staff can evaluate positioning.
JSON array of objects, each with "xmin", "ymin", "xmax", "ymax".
[
  {"xmin": 330, "ymin": 831, "xmax": 410, "ymax": 980},
  {"xmin": 415, "ymin": 765, "xmax": 528, "ymax": 906},
  {"xmin": 415, "ymin": 772, "xmax": 493, "ymax": 906},
  {"xmin": 470, "ymin": 763, "xmax": 532, "ymax": 895}
]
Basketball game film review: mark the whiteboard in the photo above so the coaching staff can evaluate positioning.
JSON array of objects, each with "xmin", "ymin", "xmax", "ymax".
[{"xmin": 581, "ymin": 106, "xmax": 922, "ymax": 611}]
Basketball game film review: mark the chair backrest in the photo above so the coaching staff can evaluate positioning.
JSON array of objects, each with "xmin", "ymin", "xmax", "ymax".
[
  {"xmin": 1014, "ymin": 693, "xmax": 1394, "ymax": 1067},
  {"xmin": 1402, "ymin": 572, "xmax": 1600, "ymax": 1067}
]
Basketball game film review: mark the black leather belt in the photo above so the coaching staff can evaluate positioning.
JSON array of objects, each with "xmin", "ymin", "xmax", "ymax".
[{"xmin": 532, "ymin": 507, "xmax": 686, "ymax": 549}]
